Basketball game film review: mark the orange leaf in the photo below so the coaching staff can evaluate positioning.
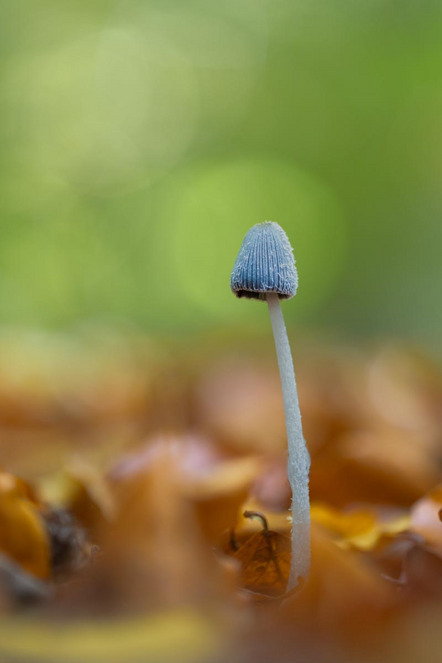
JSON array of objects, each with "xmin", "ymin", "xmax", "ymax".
[
  {"xmin": 0, "ymin": 470, "xmax": 50, "ymax": 579},
  {"xmin": 233, "ymin": 513, "xmax": 290, "ymax": 596}
]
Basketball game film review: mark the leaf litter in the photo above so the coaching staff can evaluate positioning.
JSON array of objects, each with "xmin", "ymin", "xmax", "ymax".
[{"xmin": 0, "ymin": 337, "xmax": 441, "ymax": 662}]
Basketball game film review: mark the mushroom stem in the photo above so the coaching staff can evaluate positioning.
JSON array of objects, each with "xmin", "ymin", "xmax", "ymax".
[{"xmin": 267, "ymin": 292, "xmax": 311, "ymax": 589}]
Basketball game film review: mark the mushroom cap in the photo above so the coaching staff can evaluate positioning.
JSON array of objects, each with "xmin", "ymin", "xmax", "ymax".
[{"xmin": 230, "ymin": 221, "xmax": 298, "ymax": 300}]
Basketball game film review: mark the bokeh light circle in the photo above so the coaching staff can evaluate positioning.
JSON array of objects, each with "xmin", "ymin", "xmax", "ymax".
[{"xmin": 158, "ymin": 157, "xmax": 347, "ymax": 325}]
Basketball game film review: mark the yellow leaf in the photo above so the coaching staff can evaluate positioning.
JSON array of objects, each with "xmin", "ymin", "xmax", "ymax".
[{"xmin": 311, "ymin": 502, "xmax": 409, "ymax": 550}]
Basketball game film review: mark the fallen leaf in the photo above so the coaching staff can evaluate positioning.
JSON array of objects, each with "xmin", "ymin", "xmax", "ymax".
[
  {"xmin": 232, "ymin": 512, "xmax": 290, "ymax": 596},
  {"xmin": 280, "ymin": 523, "xmax": 395, "ymax": 640},
  {"xmin": 111, "ymin": 435, "xmax": 261, "ymax": 544},
  {"xmin": 403, "ymin": 544, "xmax": 442, "ymax": 596},
  {"xmin": 310, "ymin": 503, "xmax": 410, "ymax": 550},
  {"xmin": 86, "ymin": 442, "xmax": 237, "ymax": 613},
  {"xmin": 0, "ymin": 470, "xmax": 50, "ymax": 579},
  {"xmin": 183, "ymin": 457, "xmax": 262, "ymax": 544},
  {"xmin": 310, "ymin": 429, "xmax": 438, "ymax": 507},
  {"xmin": 196, "ymin": 359, "xmax": 287, "ymax": 454}
]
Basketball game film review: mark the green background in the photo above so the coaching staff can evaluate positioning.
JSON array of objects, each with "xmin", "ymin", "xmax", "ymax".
[{"xmin": 1, "ymin": 0, "xmax": 441, "ymax": 346}]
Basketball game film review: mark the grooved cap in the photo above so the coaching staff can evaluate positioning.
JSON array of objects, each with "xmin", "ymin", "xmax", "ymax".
[{"xmin": 230, "ymin": 221, "xmax": 298, "ymax": 300}]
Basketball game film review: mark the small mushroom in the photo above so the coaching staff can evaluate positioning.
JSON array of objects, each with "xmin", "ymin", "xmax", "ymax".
[{"xmin": 231, "ymin": 221, "xmax": 310, "ymax": 589}]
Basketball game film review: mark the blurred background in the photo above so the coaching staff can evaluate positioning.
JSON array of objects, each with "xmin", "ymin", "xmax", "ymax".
[
  {"xmin": 0, "ymin": 7, "xmax": 442, "ymax": 662},
  {"xmin": 1, "ymin": 0, "xmax": 441, "ymax": 346}
]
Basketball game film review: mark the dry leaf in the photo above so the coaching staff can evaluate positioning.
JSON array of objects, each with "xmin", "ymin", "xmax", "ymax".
[
  {"xmin": 310, "ymin": 503, "xmax": 410, "ymax": 550},
  {"xmin": 234, "ymin": 530, "xmax": 290, "ymax": 597},
  {"xmin": 229, "ymin": 512, "xmax": 290, "ymax": 597},
  {"xmin": 0, "ymin": 339, "xmax": 440, "ymax": 663},
  {"xmin": 280, "ymin": 523, "xmax": 395, "ymax": 640},
  {"xmin": 310, "ymin": 429, "xmax": 438, "ymax": 507},
  {"xmin": 87, "ymin": 442, "xmax": 238, "ymax": 614},
  {"xmin": 0, "ymin": 470, "xmax": 50, "ymax": 580},
  {"xmin": 196, "ymin": 359, "xmax": 287, "ymax": 453},
  {"xmin": 112, "ymin": 435, "xmax": 261, "ymax": 544}
]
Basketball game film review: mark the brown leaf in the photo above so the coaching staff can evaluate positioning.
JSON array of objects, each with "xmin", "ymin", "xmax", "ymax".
[
  {"xmin": 403, "ymin": 544, "xmax": 442, "ymax": 596},
  {"xmin": 280, "ymin": 523, "xmax": 395, "ymax": 640},
  {"xmin": 67, "ymin": 441, "xmax": 239, "ymax": 615},
  {"xmin": 233, "ymin": 512, "xmax": 290, "ymax": 596},
  {"xmin": 111, "ymin": 435, "xmax": 261, "ymax": 545},
  {"xmin": 196, "ymin": 359, "xmax": 287, "ymax": 454},
  {"xmin": 183, "ymin": 457, "xmax": 261, "ymax": 544},
  {"xmin": 310, "ymin": 429, "xmax": 438, "ymax": 508}
]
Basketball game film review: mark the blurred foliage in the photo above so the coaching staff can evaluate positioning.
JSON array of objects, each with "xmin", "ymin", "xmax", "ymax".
[
  {"xmin": 1, "ymin": 0, "xmax": 442, "ymax": 344},
  {"xmin": 0, "ymin": 337, "xmax": 441, "ymax": 662},
  {"xmin": 1, "ymin": 5, "xmax": 442, "ymax": 659}
]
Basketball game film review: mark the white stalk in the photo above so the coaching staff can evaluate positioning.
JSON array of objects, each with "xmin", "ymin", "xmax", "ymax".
[{"xmin": 267, "ymin": 292, "xmax": 310, "ymax": 589}]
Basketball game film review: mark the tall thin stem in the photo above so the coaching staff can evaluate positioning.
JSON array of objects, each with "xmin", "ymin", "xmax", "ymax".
[{"xmin": 267, "ymin": 292, "xmax": 310, "ymax": 589}]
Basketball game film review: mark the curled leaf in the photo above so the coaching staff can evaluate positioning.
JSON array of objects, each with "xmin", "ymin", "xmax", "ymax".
[{"xmin": 0, "ymin": 470, "xmax": 50, "ymax": 580}]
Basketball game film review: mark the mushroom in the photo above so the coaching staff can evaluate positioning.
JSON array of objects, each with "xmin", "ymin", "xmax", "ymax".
[{"xmin": 230, "ymin": 221, "xmax": 310, "ymax": 589}]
